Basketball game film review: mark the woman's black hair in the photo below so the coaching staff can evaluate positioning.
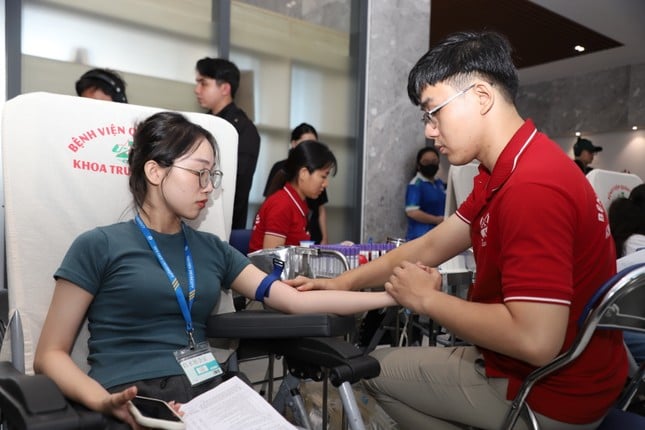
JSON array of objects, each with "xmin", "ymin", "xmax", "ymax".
[
  {"xmin": 290, "ymin": 123, "xmax": 318, "ymax": 142},
  {"xmin": 283, "ymin": 140, "xmax": 337, "ymax": 181},
  {"xmin": 265, "ymin": 140, "xmax": 336, "ymax": 195},
  {"xmin": 416, "ymin": 146, "xmax": 439, "ymax": 164},
  {"xmin": 608, "ymin": 183, "xmax": 645, "ymax": 257},
  {"xmin": 128, "ymin": 111, "xmax": 218, "ymax": 211},
  {"xmin": 413, "ymin": 146, "xmax": 440, "ymax": 176}
]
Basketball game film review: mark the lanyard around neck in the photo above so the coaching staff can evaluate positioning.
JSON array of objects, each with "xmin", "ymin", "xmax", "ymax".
[{"xmin": 134, "ymin": 214, "xmax": 196, "ymax": 348}]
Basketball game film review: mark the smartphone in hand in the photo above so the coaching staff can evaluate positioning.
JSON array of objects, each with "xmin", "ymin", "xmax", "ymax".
[{"xmin": 128, "ymin": 395, "xmax": 186, "ymax": 430}]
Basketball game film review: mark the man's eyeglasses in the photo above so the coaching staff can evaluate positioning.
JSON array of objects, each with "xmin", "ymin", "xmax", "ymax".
[
  {"xmin": 422, "ymin": 83, "xmax": 476, "ymax": 127},
  {"xmin": 172, "ymin": 165, "xmax": 223, "ymax": 189}
]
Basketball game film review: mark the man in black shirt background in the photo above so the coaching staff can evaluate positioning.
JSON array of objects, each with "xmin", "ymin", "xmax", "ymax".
[
  {"xmin": 573, "ymin": 136, "xmax": 602, "ymax": 175},
  {"xmin": 195, "ymin": 57, "xmax": 261, "ymax": 229}
]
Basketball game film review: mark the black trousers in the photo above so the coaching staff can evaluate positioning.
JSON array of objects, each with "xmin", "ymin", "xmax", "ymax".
[{"xmin": 101, "ymin": 373, "xmax": 226, "ymax": 429}]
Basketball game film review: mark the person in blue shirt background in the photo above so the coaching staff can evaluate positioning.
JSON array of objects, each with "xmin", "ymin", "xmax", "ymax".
[{"xmin": 405, "ymin": 146, "xmax": 446, "ymax": 240}]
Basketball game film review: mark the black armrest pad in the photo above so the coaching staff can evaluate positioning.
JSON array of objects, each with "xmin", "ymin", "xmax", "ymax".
[
  {"xmin": 247, "ymin": 337, "xmax": 381, "ymax": 386},
  {"xmin": 0, "ymin": 362, "xmax": 67, "ymax": 414},
  {"xmin": 207, "ymin": 310, "xmax": 355, "ymax": 338},
  {"xmin": 0, "ymin": 361, "xmax": 107, "ymax": 429},
  {"xmin": 271, "ymin": 336, "xmax": 364, "ymax": 363}
]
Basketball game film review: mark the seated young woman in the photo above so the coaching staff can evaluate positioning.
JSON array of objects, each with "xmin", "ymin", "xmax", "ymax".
[
  {"xmin": 33, "ymin": 112, "xmax": 395, "ymax": 429},
  {"xmin": 263, "ymin": 123, "xmax": 330, "ymax": 244},
  {"xmin": 249, "ymin": 140, "xmax": 335, "ymax": 252}
]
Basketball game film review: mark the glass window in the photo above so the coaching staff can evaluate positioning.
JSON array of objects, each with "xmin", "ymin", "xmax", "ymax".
[
  {"xmin": 21, "ymin": 0, "xmax": 217, "ymax": 111},
  {"xmin": 235, "ymin": 0, "xmax": 351, "ymax": 32},
  {"xmin": 231, "ymin": 0, "xmax": 359, "ymax": 241}
]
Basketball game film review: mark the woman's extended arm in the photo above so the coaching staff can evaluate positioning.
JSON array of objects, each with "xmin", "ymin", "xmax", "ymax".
[
  {"xmin": 231, "ymin": 265, "xmax": 397, "ymax": 315},
  {"xmin": 34, "ymin": 279, "xmax": 142, "ymax": 428},
  {"xmin": 286, "ymin": 213, "xmax": 471, "ymax": 291}
]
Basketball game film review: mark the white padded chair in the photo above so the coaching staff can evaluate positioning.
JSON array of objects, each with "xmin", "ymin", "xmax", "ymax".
[
  {"xmin": 0, "ymin": 93, "xmax": 240, "ymax": 430},
  {"xmin": 0, "ymin": 92, "xmax": 239, "ymax": 375},
  {"xmin": 586, "ymin": 168, "xmax": 643, "ymax": 211}
]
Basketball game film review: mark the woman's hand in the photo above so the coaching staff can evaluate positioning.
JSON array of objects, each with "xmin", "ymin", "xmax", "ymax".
[
  {"xmin": 168, "ymin": 400, "xmax": 185, "ymax": 417},
  {"xmin": 98, "ymin": 386, "xmax": 143, "ymax": 429}
]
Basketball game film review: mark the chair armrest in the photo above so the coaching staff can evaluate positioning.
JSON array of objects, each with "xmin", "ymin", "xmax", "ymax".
[
  {"xmin": 0, "ymin": 361, "xmax": 106, "ymax": 430},
  {"xmin": 261, "ymin": 337, "xmax": 381, "ymax": 386},
  {"xmin": 207, "ymin": 311, "xmax": 380, "ymax": 386},
  {"xmin": 207, "ymin": 310, "xmax": 356, "ymax": 338},
  {"xmin": 236, "ymin": 335, "xmax": 380, "ymax": 387}
]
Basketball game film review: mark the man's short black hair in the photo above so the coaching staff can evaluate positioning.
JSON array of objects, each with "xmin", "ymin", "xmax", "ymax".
[
  {"xmin": 195, "ymin": 58, "xmax": 240, "ymax": 98},
  {"xmin": 407, "ymin": 31, "xmax": 519, "ymax": 106},
  {"xmin": 75, "ymin": 68, "xmax": 128, "ymax": 103}
]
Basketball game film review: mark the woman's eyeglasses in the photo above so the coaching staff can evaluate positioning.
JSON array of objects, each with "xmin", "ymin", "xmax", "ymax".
[{"xmin": 172, "ymin": 165, "xmax": 223, "ymax": 189}]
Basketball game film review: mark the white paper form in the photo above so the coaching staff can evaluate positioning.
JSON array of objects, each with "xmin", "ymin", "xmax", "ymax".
[{"xmin": 179, "ymin": 376, "xmax": 297, "ymax": 430}]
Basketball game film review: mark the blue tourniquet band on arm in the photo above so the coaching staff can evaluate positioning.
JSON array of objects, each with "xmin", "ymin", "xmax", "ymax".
[{"xmin": 255, "ymin": 258, "xmax": 285, "ymax": 302}]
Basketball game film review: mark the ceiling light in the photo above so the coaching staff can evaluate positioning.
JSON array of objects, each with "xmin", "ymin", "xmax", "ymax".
[
  {"xmin": 632, "ymin": 126, "xmax": 638, "ymax": 131},
  {"xmin": 575, "ymin": 131, "xmax": 581, "ymax": 137},
  {"xmin": 574, "ymin": 45, "xmax": 585, "ymax": 52}
]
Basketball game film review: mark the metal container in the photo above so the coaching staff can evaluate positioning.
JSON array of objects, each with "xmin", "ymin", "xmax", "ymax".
[{"xmin": 248, "ymin": 246, "xmax": 349, "ymax": 279}]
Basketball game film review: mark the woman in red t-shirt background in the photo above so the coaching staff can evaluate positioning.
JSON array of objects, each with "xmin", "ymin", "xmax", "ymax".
[{"xmin": 249, "ymin": 140, "xmax": 336, "ymax": 252}]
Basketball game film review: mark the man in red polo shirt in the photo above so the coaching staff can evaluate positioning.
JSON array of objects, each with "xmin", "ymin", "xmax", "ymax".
[{"xmin": 288, "ymin": 31, "xmax": 626, "ymax": 429}]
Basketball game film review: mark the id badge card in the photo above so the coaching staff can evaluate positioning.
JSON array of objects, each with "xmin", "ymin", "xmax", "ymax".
[{"xmin": 174, "ymin": 341, "xmax": 223, "ymax": 386}]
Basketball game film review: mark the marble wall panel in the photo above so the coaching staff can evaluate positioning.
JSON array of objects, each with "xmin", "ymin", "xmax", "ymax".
[
  {"xmin": 362, "ymin": 0, "xmax": 431, "ymax": 242},
  {"xmin": 628, "ymin": 63, "xmax": 645, "ymax": 126},
  {"xmin": 518, "ymin": 65, "xmax": 634, "ymax": 136},
  {"xmin": 238, "ymin": 0, "xmax": 351, "ymax": 33}
]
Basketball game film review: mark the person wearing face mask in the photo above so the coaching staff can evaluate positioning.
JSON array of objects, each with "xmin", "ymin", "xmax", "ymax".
[{"xmin": 404, "ymin": 146, "xmax": 446, "ymax": 241}]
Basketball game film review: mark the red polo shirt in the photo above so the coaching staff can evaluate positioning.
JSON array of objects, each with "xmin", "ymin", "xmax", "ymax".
[
  {"xmin": 249, "ymin": 182, "xmax": 310, "ymax": 253},
  {"xmin": 457, "ymin": 120, "xmax": 626, "ymax": 423}
]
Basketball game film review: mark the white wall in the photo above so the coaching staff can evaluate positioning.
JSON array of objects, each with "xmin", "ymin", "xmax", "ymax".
[{"xmin": 1, "ymin": 0, "xmax": 5, "ymax": 103}]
